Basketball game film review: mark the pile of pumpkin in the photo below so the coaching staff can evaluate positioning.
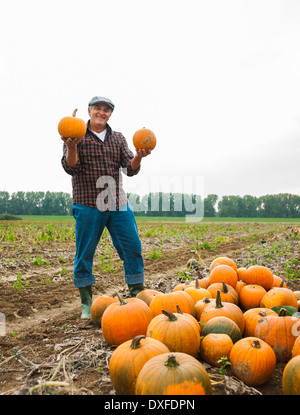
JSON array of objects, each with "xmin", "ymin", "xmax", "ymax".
[{"xmin": 90, "ymin": 256, "xmax": 300, "ymax": 395}]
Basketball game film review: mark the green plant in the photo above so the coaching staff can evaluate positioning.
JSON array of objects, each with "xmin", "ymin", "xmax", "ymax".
[
  {"xmin": 40, "ymin": 278, "xmax": 52, "ymax": 285},
  {"xmin": 201, "ymin": 241, "xmax": 211, "ymax": 249},
  {"xmin": 6, "ymin": 227, "xmax": 16, "ymax": 242},
  {"xmin": 13, "ymin": 273, "xmax": 24, "ymax": 292},
  {"xmin": 59, "ymin": 266, "xmax": 68, "ymax": 277},
  {"xmin": 177, "ymin": 269, "xmax": 192, "ymax": 281},
  {"xmin": 146, "ymin": 246, "xmax": 163, "ymax": 260},
  {"xmin": 32, "ymin": 256, "xmax": 50, "ymax": 267},
  {"xmin": 217, "ymin": 356, "xmax": 231, "ymax": 375},
  {"xmin": 58, "ymin": 257, "xmax": 67, "ymax": 263},
  {"xmin": 284, "ymin": 260, "xmax": 300, "ymax": 280}
]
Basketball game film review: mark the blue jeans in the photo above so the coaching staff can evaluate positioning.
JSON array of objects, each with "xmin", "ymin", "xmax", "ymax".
[{"xmin": 72, "ymin": 203, "xmax": 144, "ymax": 288}]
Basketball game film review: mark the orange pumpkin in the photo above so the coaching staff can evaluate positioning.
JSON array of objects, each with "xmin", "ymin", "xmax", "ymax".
[
  {"xmin": 176, "ymin": 305, "xmax": 201, "ymax": 333},
  {"xmin": 136, "ymin": 289, "xmax": 162, "ymax": 306},
  {"xmin": 209, "ymin": 264, "xmax": 238, "ymax": 289},
  {"xmin": 255, "ymin": 308, "xmax": 299, "ymax": 362},
  {"xmin": 200, "ymin": 333, "xmax": 233, "ymax": 367},
  {"xmin": 210, "ymin": 256, "xmax": 238, "ymax": 273},
  {"xmin": 237, "ymin": 267, "xmax": 247, "ymax": 281},
  {"xmin": 243, "ymin": 265, "xmax": 274, "ymax": 290},
  {"xmin": 149, "ymin": 290, "xmax": 196, "ymax": 317},
  {"xmin": 260, "ymin": 287, "xmax": 298, "ymax": 309},
  {"xmin": 272, "ymin": 275, "xmax": 287, "ymax": 288},
  {"xmin": 184, "ymin": 279, "xmax": 212, "ymax": 303},
  {"xmin": 243, "ymin": 307, "xmax": 277, "ymax": 337},
  {"xmin": 135, "ymin": 352, "xmax": 212, "ymax": 395},
  {"xmin": 239, "ymin": 284, "xmax": 267, "ymax": 310},
  {"xmin": 194, "ymin": 297, "xmax": 216, "ymax": 321},
  {"xmin": 172, "ymin": 282, "xmax": 192, "ymax": 292},
  {"xmin": 235, "ymin": 280, "xmax": 247, "ymax": 294},
  {"xmin": 230, "ymin": 337, "xmax": 276, "ymax": 386},
  {"xmin": 200, "ymin": 291, "xmax": 245, "ymax": 334},
  {"xmin": 207, "ymin": 281, "xmax": 239, "ymax": 305},
  {"xmin": 58, "ymin": 108, "xmax": 87, "ymax": 139},
  {"xmin": 146, "ymin": 310, "xmax": 200, "ymax": 357},
  {"xmin": 282, "ymin": 355, "xmax": 300, "ymax": 395},
  {"xmin": 292, "ymin": 334, "xmax": 300, "ymax": 357},
  {"xmin": 109, "ymin": 335, "xmax": 170, "ymax": 395},
  {"xmin": 133, "ymin": 127, "xmax": 156, "ymax": 150},
  {"xmin": 101, "ymin": 293, "xmax": 153, "ymax": 346},
  {"xmin": 90, "ymin": 295, "xmax": 118, "ymax": 327},
  {"xmin": 189, "ymin": 276, "xmax": 210, "ymax": 289}
]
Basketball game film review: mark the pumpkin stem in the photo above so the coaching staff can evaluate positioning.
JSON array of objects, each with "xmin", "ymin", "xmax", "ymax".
[
  {"xmin": 72, "ymin": 108, "xmax": 78, "ymax": 117},
  {"xmin": 215, "ymin": 291, "xmax": 224, "ymax": 309},
  {"xmin": 258, "ymin": 310, "xmax": 268, "ymax": 317},
  {"xmin": 162, "ymin": 309, "xmax": 177, "ymax": 321},
  {"xmin": 279, "ymin": 280, "xmax": 284, "ymax": 287},
  {"xmin": 251, "ymin": 340, "xmax": 261, "ymax": 349},
  {"xmin": 116, "ymin": 293, "xmax": 128, "ymax": 306},
  {"xmin": 130, "ymin": 335, "xmax": 146, "ymax": 349},
  {"xmin": 222, "ymin": 281, "xmax": 228, "ymax": 293},
  {"xmin": 278, "ymin": 308, "xmax": 287, "ymax": 317},
  {"xmin": 203, "ymin": 297, "xmax": 211, "ymax": 303},
  {"xmin": 176, "ymin": 305, "xmax": 183, "ymax": 314},
  {"xmin": 195, "ymin": 278, "xmax": 200, "ymax": 289},
  {"xmin": 165, "ymin": 354, "xmax": 180, "ymax": 368}
]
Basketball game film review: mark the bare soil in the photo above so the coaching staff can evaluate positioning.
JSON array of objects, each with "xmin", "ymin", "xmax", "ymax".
[{"xmin": 0, "ymin": 221, "xmax": 299, "ymax": 397}]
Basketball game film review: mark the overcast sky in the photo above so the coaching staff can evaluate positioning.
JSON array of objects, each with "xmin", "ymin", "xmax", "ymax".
[{"xmin": 1, "ymin": 0, "xmax": 299, "ymax": 200}]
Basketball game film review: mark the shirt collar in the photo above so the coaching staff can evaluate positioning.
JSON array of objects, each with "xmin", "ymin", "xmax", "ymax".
[{"xmin": 86, "ymin": 120, "xmax": 112, "ymax": 137}]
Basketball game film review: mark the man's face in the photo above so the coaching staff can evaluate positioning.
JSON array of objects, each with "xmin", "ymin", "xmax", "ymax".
[{"xmin": 88, "ymin": 103, "xmax": 112, "ymax": 131}]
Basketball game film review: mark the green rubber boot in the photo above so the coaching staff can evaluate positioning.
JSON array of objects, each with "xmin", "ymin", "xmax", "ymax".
[
  {"xmin": 128, "ymin": 283, "xmax": 144, "ymax": 298},
  {"xmin": 78, "ymin": 285, "xmax": 92, "ymax": 319}
]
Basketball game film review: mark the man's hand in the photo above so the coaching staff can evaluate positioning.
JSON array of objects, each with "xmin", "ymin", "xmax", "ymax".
[
  {"xmin": 61, "ymin": 136, "xmax": 82, "ymax": 149},
  {"xmin": 131, "ymin": 148, "xmax": 152, "ymax": 170},
  {"xmin": 61, "ymin": 137, "xmax": 81, "ymax": 167},
  {"xmin": 136, "ymin": 148, "xmax": 152, "ymax": 158}
]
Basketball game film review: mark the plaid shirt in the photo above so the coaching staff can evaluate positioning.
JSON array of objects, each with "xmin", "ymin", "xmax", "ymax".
[{"xmin": 61, "ymin": 121, "xmax": 140, "ymax": 210}]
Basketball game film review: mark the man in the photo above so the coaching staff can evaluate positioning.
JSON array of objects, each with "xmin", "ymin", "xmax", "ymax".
[{"xmin": 61, "ymin": 96, "xmax": 150, "ymax": 318}]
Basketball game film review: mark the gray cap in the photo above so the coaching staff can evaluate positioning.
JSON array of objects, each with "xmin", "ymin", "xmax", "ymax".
[{"xmin": 88, "ymin": 96, "xmax": 115, "ymax": 111}]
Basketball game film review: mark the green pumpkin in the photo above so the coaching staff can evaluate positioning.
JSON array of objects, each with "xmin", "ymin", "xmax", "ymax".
[
  {"xmin": 187, "ymin": 258, "xmax": 199, "ymax": 269},
  {"xmin": 201, "ymin": 315, "xmax": 242, "ymax": 343}
]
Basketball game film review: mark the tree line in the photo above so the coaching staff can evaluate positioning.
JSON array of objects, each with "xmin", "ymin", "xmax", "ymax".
[
  {"xmin": 0, "ymin": 191, "xmax": 299, "ymax": 218},
  {"xmin": 0, "ymin": 191, "xmax": 73, "ymax": 216}
]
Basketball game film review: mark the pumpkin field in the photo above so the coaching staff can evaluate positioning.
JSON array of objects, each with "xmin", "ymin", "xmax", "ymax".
[{"xmin": 0, "ymin": 219, "xmax": 299, "ymax": 396}]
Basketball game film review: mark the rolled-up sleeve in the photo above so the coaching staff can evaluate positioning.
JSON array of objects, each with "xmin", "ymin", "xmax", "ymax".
[
  {"xmin": 120, "ymin": 135, "xmax": 141, "ymax": 176},
  {"xmin": 61, "ymin": 143, "xmax": 82, "ymax": 176}
]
